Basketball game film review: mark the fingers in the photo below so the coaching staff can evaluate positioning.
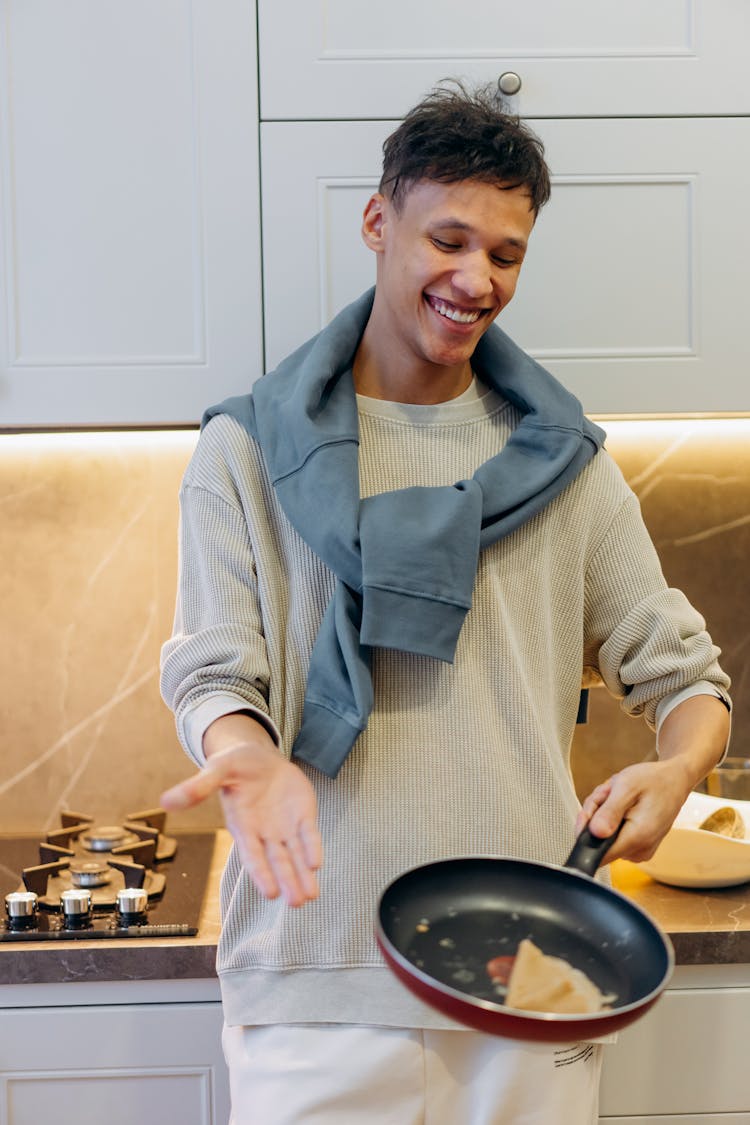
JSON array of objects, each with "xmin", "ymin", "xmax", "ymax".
[
  {"xmin": 577, "ymin": 761, "xmax": 687, "ymax": 865},
  {"xmin": 160, "ymin": 747, "xmax": 324, "ymax": 907},
  {"xmin": 265, "ymin": 836, "xmax": 320, "ymax": 907},
  {"xmin": 285, "ymin": 827, "xmax": 323, "ymax": 898},
  {"xmin": 298, "ymin": 817, "xmax": 323, "ymax": 871},
  {"xmin": 235, "ymin": 829, "xmax": 321, "ymax": 908},
  {"xmin": 222, "ymin": 795, "xmax": 323, "ymax": 907},
  {"xmin": 575, "ymin": 774, "xmax": 633, "ymax": 862},
  {"xmin": 587, "ymin": 791, "xmax": 623, "ymax": 840},
  {"xmin": 575, "ymin": 777, "xmax": 614, "ymax": 835},
  {"xmin": 590, "ymin": 817, "xmax": 659, "ymax": 865},
  {"xmin": 235, "ymin": 832, "xmax": 282, "ymax": 902}
]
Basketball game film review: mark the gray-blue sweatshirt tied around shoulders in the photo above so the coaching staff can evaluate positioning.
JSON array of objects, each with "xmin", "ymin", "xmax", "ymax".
[{"xmin": 203, "ymin": 288, "xmax": 605, "ymax": 778}]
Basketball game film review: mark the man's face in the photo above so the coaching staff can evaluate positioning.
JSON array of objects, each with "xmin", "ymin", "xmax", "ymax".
[{"xmin": 362, "ymin": 178, "xmax": 536, "ymax": 377}]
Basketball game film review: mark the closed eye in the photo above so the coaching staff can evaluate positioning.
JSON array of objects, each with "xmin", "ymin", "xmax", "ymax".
[{"xmin": 431, "ymin": 237, "xmax": 461, "ymax": 251}]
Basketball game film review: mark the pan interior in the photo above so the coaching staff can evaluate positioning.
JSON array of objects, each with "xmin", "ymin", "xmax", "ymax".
[{"xmin": 379, "ymin": 858, "xmax": 669, "ymax": 1011}]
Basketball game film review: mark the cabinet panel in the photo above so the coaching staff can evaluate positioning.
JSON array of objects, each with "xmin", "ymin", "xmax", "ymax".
[
  {"xmin": 258, "ymin": 0, "xmax": 750, "ymax": 119},
  {"xmin": 0, "ymin": 0, "xmax": 262, "ymax": 426},
  {"xmin": 602, "ymin": 1117, "xmax": 750, "ymax": 1124},
  {"xmin": 0, "ymin": 1002, "xmax": 230, "ymax": 1124},
  {"xmin": 599, "ymin": 987, "xmax": 750, "ymax": 1117},
  {"xmin": 7, "ymin": 1072, "xmax": 209, "ymax": 1125},
  {"xmin": 261, "ymin": 117, "xmax": 750, "ymax": 415}
]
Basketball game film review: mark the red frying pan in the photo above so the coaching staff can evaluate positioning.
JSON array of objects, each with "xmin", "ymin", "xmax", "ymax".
[{"xmin": 376, "ymin": 827, "xmax": 674, "ymax": 1042}]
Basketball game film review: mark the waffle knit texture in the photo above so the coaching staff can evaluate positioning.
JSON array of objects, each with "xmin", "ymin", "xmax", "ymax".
[
  {"xmin": 202, "ymin": 288, "xmax": 604, "ymax": 777},
  {"xmin": 161, "ymin": 383, "xmax": 730, "ymax": 1029}
]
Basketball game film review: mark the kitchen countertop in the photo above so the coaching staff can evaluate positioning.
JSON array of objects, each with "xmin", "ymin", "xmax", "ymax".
[
  {"xmin": 611, "ymin": 859, "xmax": 750, "ymax": 964},
  {"xmin": 2, "ymin": 835, "xmax": 750, "ymax": 987}
]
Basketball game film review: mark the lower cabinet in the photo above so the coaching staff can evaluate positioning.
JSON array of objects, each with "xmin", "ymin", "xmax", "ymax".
[
  {"xmin": 0, "ymin": 999, "xmax": 230, "ymax": 1125},
  {"xmin": 599, "ymin": 967, "xmax": 750, "ymax": 1123},
  {"xmin": 2, "ymin": 968, "xmax": 748, "ymax": 1123}
]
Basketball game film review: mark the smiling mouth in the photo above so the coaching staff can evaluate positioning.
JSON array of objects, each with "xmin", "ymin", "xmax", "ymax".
[{"xmin": 425, "ymin": 295, "xmax": 487, "ymax": 325}]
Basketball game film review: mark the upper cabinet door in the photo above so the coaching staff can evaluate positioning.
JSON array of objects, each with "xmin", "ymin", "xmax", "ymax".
[
  {"xmin": 258, "ymin": 0, "xmax": 750, "ymax": 119},
  {"xmin": 0, "ymin": 0, "xmax": 262, "ymax": 427},
  {"xmin": 261, "ymin": 116, "xmax": 750, "ymax": 416}
]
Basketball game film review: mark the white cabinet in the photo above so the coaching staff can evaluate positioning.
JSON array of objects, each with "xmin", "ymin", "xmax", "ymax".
[
  {"xmin": 258, "ymin": 0, "xmax": 750, "ymax": 119},
  {"xmin": 258, "ymin": 0, "xmax": 750, "ymax": 416},
  {"xmin": 0, "ymin": 996, "xmax": 230, "ymax": 1124},
  {"xmin": 4, "ymin": 3, "xmax": 748, "ymax": 424},
  {"xmin": 0, "ymin": 0, "xmax": 262, "ymax": 426},
  {"xmin": 599, "ymin": 967, "xmax": 750, "ymax": 1122},
  {"xmin": 261, "ymin": 116, "xmax": 750, "ymax": 415}
]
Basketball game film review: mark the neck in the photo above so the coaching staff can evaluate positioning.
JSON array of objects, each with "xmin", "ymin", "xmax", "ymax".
[{"xmin": 353, "ymin": 325, "xmax": 473, "ymax": 405}]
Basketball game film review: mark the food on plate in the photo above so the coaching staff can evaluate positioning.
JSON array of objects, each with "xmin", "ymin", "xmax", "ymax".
[
  {"xmin": 698, "ymin": 805, "xmax": 745, "ymax": 839},
  {"xmin": 491, "ymin": 939, "xmax": 614, "ymax": 1015}
]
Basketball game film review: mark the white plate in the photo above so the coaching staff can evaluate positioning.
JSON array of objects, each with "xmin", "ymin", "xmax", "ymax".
[{"xmin": 638, "ymin": 791, "xmax": 750, "ymax": 889}]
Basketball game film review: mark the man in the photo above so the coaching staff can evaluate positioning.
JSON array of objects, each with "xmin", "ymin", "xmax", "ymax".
[{"xmin": 160, "ymin": 83, "xmax": 730, "ymax": 1123}]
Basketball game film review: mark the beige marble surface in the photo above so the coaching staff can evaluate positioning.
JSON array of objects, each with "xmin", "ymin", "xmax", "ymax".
[
  {"xmin": 571, "ymin": 418, "xmax": 749, "ymax": 799},
  {"xmin": 1, "ymin": 418, "xmax": 748, "ymax": 834},
  {"xmin": 0, "ymin": 429, "xmax": 215, "ymax": 833}
]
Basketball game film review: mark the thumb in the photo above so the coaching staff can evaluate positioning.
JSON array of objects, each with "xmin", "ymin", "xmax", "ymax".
[
  {"xmin": 160, "ymin": 764, "xmax": 224, "ymax": 811},
  {"xmin": 588, "ymin": 790, "xmax": 627, "ymax": 839}
]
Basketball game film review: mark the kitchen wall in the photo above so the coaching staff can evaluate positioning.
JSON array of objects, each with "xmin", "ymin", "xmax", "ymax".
[
  {"xmin": 570, "ymin": 418, "xmax": 749, "ymax": 797},
  {"xmin": 0, "ymin": 430, "xmax": 214, "ymax": 833},
  {"xmin": 2, "ymin": 419, "xmax": 747, "ymax": 833}
]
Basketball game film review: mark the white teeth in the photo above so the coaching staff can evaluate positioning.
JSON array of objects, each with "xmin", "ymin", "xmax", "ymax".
[{"xmin": 431, "ymin": 300, "xmax": 481, "ymax": 324}]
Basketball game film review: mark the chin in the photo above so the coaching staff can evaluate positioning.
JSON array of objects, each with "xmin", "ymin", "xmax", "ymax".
[{"xmin": 426, "ymin": 342, "xmax": 476, "ymax": 369}]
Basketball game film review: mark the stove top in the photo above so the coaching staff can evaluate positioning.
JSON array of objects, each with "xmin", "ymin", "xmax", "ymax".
[{"xmin": 0, "ymin": 808, "xmax": 216, "ymax": 942}]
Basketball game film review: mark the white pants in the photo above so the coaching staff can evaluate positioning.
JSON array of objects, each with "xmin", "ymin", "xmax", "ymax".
[{"xmin": 222, "ymin": 1023, "xmax": 604, "ymax": 1125}]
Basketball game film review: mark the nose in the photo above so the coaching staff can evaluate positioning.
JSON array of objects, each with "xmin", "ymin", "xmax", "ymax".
[{"xmin": 451, "ymin": 252, "xmax": 494, "ymax": 300}]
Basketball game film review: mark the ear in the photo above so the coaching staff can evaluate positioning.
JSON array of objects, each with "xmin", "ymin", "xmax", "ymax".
[{"xmin": 361, "ymin": 192, "xmax": 387, "ymax": 252}]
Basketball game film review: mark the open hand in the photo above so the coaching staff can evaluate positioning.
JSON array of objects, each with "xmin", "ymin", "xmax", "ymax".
[{"xmin": 161, "ymin": 719, "xmax": 322, "ymax": 907}]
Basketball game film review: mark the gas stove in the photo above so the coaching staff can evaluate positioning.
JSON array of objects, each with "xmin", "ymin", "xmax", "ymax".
[{"xmin": 0, "ymin": 808, "xmax": 216, "ymax": 941}]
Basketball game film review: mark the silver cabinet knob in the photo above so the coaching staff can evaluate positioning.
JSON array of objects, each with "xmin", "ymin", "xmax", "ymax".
[{"xmin": 497, "ymin": 71, "xmax": 522, "ymax": 96}]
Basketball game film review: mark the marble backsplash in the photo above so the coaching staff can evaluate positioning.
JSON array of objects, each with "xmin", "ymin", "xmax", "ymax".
[{"xmin": 1, "ymin": 419, "xmax": 748, "ymax": 834}]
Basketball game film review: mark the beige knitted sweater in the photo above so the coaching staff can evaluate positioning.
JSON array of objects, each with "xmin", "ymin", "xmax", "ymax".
[{"xmin": 161, "ymin": 381, "xmax": 729, "ymax": 1028}]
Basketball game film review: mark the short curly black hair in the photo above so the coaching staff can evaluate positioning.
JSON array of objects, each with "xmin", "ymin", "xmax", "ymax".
[{"xmin": 379, "ymin": 80, "xmax": 551, "ymax": 216}]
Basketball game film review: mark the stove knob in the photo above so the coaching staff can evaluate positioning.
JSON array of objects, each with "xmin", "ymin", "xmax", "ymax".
[
  {"xmin": 60, "ymin": 887, "xmax": 92, "ymax": 927},
  {"xmin": 116, "ymin": 887, "xmax": 148, "ymax": 921},
  {"xmin": 5, "ymin": 890, "xmax": 39, "ymax": 930}
]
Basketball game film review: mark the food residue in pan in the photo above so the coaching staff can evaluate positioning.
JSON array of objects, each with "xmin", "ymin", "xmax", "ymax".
[{"xmin": 486, "ymin": 953, "xmax": 516, "ymax": 994}]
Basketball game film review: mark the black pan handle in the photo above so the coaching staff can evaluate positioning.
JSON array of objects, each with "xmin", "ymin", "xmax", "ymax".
[{"xmin": 564, "ymin": 823, "xmax": 622, "ymax": 877}]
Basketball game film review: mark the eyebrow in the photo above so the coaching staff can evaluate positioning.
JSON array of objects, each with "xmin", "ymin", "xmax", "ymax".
[{"xmin": 430, "ymin": 218, "xmax": 528, "ymax": 250}]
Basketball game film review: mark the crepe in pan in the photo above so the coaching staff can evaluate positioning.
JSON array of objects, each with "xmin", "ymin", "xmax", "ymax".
[{"xmin": 505, "ymin": 939, "xmax": 614, "ymax": 1015}]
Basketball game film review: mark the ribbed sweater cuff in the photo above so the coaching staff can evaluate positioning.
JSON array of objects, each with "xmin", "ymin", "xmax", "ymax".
[
  {"xmin": 360, "ymin": 585, "xmax": 467, "ymax": 662},
  {"xmin": 291, "ymin": 700, "xmax": 366, "ymax": 778}
]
